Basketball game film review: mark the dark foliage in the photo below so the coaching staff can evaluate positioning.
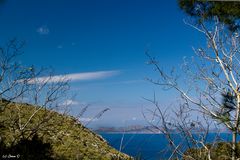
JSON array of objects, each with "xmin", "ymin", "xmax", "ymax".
[
  {"xmin": 211, "ymin": 91, "xmax": 237, "ymax": 127},
  {"xmin": 222, "ymin": 92, "xmax": 237, "ymax": 113},
  {"xmin": 178, "ymin": 0, "xmax": 240, "ymax": 31},
  {"xmin": 0, "ymin": 135, "xmax": 54, "ymax": 160}
]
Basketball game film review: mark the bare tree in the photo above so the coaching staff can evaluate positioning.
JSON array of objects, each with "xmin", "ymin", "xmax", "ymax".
[
  {"xmin": 144, "ymin": 94, "xmax": 223, "ymax": 160},
  {"xmin": 0, "ymin": 39, "xmax": 110, "ymax": 156},
  {"xmin": 0, "ymin": 39, "xmax": 74, "ymax": 144},
  {"xmin": 146, "ymin": 18, "xmax": 240, "ymax": 160},
  {"xmin": 0, "ymin": 39, "xmax": 30, "ymax": 102}
]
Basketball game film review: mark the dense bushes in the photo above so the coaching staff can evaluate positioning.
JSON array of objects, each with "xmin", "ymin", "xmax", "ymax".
[
  {"xmin": 183, "ymin": 142, "xmax": 240, "ymax": 160},
  {"xmin": 0, "ymin": 135, "xmax": 54, "ymax": 160}
]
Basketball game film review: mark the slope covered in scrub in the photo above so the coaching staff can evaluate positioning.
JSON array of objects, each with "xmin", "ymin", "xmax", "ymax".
[{"xmin": 0, "ymin": 99, "xmax": 132, "ymax": 160}]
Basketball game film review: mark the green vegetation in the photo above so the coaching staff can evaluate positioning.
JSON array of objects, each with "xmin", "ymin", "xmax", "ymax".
[
  {"xmin": 0, "ymin": 99, "xmax": 132, "ymax": 160},
  {"xmin": 178, "ymin": 0, "xmax": 240, "ymax": 31},
  {"xmin": 183, "ymin": 142, "xmax": 240, "ymax": 160}
]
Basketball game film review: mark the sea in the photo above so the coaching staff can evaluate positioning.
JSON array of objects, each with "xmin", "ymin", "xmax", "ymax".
[{"xmin": 100, "ymin": 133, "xmax": 236, "ymax": 160}]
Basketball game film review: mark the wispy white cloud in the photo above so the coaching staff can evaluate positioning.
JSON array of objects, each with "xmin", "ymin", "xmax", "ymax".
[
  {"xmin": 62, "ymin": 99, "xmax": 79, "ymax": 106},
  {"xmin": 37, "ymin": 25, "xmax": 50, "ymax": 35},
  {"xmin": 57, "ymin": 45, "xmax": 63, "ymax": 49},
  {"xmin": 132, "ymin": 117, "xmax": 137, "ymax": 121},
  {"xmin": 23, "ymin": 70, "xmax": 120, "ymax": 84},
  {"xmin": 79, "ymin": 117, "xmax": 98, "ymax": 122}
]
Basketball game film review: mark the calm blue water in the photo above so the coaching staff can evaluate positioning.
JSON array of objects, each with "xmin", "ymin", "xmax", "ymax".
[{"xmin": 100, "ymin": 133, "xmax": 235, "ymax": 160}]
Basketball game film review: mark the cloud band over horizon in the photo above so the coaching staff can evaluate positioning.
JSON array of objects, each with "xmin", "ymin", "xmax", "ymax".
[{"xmin": 22, "ymin": 70, "xmax": 121, "ymax": 84}]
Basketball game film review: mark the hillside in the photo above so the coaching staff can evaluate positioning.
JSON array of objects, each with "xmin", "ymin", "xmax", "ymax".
[{"xmin": 0, "ymin": 99, "xmax": 132, "ymax": 160}]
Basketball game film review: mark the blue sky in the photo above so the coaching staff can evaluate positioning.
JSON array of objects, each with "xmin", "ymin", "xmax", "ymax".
[{"xmin": 0, "ymin": 0, "xmax": 205, "ymax": 128}]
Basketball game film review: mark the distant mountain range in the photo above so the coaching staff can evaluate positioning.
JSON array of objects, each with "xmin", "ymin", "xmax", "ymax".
[
  {"xmin": 95, "ymin": 125, "xmax": 161, "ymax": 133},
  {"xmin": 94, "ymin": 125, "xmax": 229, "ymax": 134}
]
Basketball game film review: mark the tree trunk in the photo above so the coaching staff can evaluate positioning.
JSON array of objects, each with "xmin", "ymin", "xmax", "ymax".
[
  {"xmin": 232, "ymin": 130, "xmax": 237, "ymax": 160},
  {"xmin": 233, "ymin": 95, "xmax": 240, "ymax": 160}
]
